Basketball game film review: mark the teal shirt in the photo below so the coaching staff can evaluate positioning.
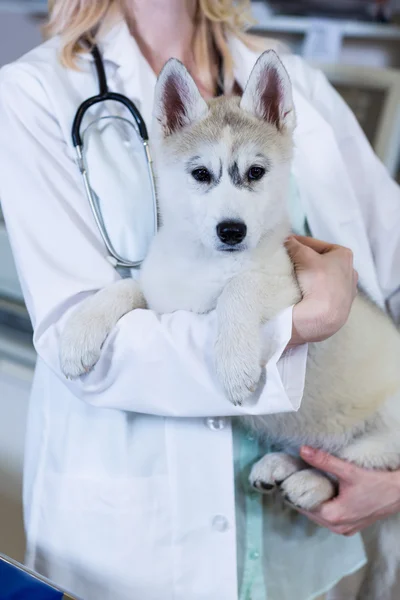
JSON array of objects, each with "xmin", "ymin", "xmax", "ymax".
[{"xmin": 233, "ymin": 176, "xmax": 366, "ymax": 600}]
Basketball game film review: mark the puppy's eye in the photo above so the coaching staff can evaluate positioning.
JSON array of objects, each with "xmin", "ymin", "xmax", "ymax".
[
  {"xmin": 191, "ymin": 167, "xmax": 212, "ymax": 183},
  {"xmin": 247, "ymin": 166, "xmax": 266, "ymax": 181}
]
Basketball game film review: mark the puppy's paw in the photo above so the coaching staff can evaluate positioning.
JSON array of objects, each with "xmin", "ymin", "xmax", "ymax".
[
  {"xmin": 215, "ymin": 340, "xmax": 262, "ymax": 406},
  {"xmin": 280, "ymin": 469, "xmax": 336, "ymax": 511},
  {"xmin": 60, "ymin": 310, "xmax": 112, "ymax": 379},
  {"xmin": 249, "ymin": 452, "xmax": 304, "ymax": 493}
]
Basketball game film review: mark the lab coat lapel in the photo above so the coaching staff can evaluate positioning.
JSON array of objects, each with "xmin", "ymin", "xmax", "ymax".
[
  {"xmin": 97, "ymin": 18, "xmax": 155, "ymax": 128},
  {"xmin": 231, "ymin": 37, "xmax": 384, "ymax": 307},
  {"xmin": 79, "ymin": 19, "xmax": 136, "ymax": 79}
]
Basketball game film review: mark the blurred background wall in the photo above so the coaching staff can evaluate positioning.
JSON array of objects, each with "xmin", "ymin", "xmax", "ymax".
[{"xmin": 0, "ymin": 0, "xmax": 399, "ymax": 565}]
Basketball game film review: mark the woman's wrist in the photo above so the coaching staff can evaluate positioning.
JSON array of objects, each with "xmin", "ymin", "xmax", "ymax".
[
  {"xmin": 288, "ymin": 300, "xmax": 324, "ymax": 347},
  {"xmin": 287, "ymin": 303, "xmax": 308, "ymax": 347},
  {"xmin": 288, "ymin": 298, "xmax": 338, "ymax": 348}
]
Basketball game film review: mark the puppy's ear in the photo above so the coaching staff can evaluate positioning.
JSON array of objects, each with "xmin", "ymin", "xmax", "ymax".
[
  {"xmin": 154, "ymin": 58, "xmax": 209, "ymax": 137},
  {"xmin": 240, "ymin": 50, "xmax": 295, "ymax": 132}
]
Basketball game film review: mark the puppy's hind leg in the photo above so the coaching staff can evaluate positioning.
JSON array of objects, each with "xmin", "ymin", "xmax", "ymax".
[
  {"xmin": 60, "ymin": 278, "xmax": 146, "ymax": 379},
  {"xmin": 357, "ymin": 516, "xmax": 400, "ymax": 600},
  {"xmin": 338, "ymin": 413, "xmax": 400, "ymax": 600}
]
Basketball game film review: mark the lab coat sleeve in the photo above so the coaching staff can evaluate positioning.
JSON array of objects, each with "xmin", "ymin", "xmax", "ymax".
[
  {"xmin": 304, "ymin": 61, "xmax": 400, "ymax": 322},
  {"xmin": 0, "ymin": 65, "xmax": 307, "ymax": 417}
]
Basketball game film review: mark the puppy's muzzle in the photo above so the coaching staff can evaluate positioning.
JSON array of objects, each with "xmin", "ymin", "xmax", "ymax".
[{"xmin": 216, "ymin": 220, "xmax": 247, "ymax": 246}]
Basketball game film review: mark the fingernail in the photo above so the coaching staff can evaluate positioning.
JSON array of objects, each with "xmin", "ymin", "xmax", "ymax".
[
  {"xmin": 300, "ymin": 446, "xmax": 315, "ymax": 459},
  {"xmin": 284, "ymin": 235, "xmax": 294, "ymax": 244}
]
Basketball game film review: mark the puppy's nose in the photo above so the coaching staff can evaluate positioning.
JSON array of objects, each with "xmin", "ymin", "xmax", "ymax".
[{"xmin": 216, "ymin": 220, "xmax": 247, "ymax": 245}]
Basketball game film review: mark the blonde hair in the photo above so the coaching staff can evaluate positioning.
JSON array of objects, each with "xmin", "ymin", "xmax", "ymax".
[{"xmin": 46, "ymin": 0, "xmax": 263, "ymax": 94}]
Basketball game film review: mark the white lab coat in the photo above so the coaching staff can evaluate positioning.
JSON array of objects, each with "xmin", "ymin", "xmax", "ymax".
[{"xmin": 0, "ymin": 19, "xmax": 399, "ymax": 600}]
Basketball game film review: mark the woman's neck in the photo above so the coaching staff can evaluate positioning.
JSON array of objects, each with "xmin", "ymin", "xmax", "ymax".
[{"xmin": 124, "ymin": 0, "xmax": 197, "ymax": 76}]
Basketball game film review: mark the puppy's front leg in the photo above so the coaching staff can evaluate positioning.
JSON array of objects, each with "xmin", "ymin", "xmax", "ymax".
[
  {"xmin": 60, "ymin": 278, "xmax": 146, "ymax": 379},
  {"xmin": 215, "ymin": 271, "xmax": 297, "ymax": 406}
]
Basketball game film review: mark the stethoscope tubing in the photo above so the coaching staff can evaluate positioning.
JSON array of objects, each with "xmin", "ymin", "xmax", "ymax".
[{"xmin": 71, "ymin": 44, "xmax": 157, "ymax": 269}]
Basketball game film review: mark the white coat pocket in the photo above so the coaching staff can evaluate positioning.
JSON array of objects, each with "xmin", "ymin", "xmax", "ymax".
[{"xmin": 31, "ymin": 472, "xmax": 174, "ymax": 600}]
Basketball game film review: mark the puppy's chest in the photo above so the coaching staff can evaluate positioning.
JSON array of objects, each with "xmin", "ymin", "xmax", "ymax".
[{"xmin": 141, "ymin": 251, "xmax": 240, "ymax": 314}]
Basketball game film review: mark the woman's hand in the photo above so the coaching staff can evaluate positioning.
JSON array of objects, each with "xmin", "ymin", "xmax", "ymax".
[
  {"xmin": 285, "ymin": 235, "xmax": 358, "ymax": 346},
  {"xmin": 296, "ymin": 446, "xmax": 400, "ymax": 536}
]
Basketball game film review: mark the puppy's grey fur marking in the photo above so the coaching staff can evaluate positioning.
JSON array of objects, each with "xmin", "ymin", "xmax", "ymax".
[{"xmin": 228, "ymin": 161, "xmax": 251, "ymax": 191}]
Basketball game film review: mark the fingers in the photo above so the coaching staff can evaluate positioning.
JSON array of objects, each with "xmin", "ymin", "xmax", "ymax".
[
  {"xmin": 300, "ymin": 446, "xmax": 359, "ymax": 482},
  {"xmin": 298, "ymin": 503, "xmax": 366, "ymax": 535},
  {"xmin": 285, "ymin": 237, "xmax": 356, "ymax": 276},
  {"xmin": 289, "ymin": 235, "xmax": 340, "ymax": 254},
  {"xmin": 300, "ymin": 511, "xmax": 360, "ymax": 535},
  {"xmin": 290, "ymin": 236, "xmax": 355, "ymax": 266},
  {"xmin": 298, "ymin": 493, "xmax": 349, "ymax": 526},
  {"xmin": 284, "ymin": 236, "xmax": 317, "ymax": 267}
]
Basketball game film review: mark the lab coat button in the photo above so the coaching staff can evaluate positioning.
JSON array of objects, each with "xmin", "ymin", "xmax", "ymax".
[
  {"xmin": 205, "ymin": 417, "xmax": 227, "ymax": 431},
  {"xmin": 212, "ymin": 515, "xmax": 229, "ymax": 532},
  {"xmin": 250, "ymin": 550, "xmax": 260, "ymax": 560}
]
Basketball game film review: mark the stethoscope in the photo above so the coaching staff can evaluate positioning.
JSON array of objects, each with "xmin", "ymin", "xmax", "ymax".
[
  {"xmin": 71, "ymin": 44, "xmax": 223, "ymax": 270},
  {"xmin": 71, "ymin": 44, "xmax": 157, "ymax": 269}
]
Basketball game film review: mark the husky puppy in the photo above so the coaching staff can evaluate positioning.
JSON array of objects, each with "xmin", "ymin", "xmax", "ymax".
[{"xmin": 60, "ymin": 51, "xmax": 400, "ymax": 599}]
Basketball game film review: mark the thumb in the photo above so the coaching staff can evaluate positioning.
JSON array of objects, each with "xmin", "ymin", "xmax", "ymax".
[
  {"xmin": 284, "ymin": 236, "xmax": 317, "ymax": 269},
  {"xmin": 300, "ymin": 446, "xmax": 359, "ymax": 482}
]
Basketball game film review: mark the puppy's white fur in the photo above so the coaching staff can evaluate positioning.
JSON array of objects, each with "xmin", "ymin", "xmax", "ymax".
[{"xmin": 60, "ymin": 51, "xmax": 400, "ymax": 597}]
